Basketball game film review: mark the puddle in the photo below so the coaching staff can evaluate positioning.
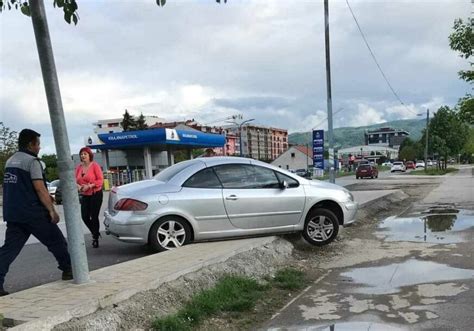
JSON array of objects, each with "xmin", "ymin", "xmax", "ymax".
[
  {"xmin": 377, "ymin": 209, "xmax": 474, "ymax": 243},
  {"xmin": 340, "ymin": 259, "xmax": 474, "ymax": 294},
  {"xmin": 267, "ymin": 322, "xmax": 405, "ymax": 330}
]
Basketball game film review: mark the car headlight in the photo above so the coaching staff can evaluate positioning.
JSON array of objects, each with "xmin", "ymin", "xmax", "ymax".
[{"xmin": 343, "ymin": 189, "xmax": 354, "ymax": 202}]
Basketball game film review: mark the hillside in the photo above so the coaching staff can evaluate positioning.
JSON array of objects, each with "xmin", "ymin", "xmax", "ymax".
[{"xmin": 288, "ymin": 119, "xmax": 425, "ymax": 148}]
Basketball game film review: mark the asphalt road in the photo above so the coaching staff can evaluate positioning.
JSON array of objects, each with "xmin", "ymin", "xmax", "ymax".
[{"xmin": 0, "ymin": 169, "xmax": 422, "ymax": 294}]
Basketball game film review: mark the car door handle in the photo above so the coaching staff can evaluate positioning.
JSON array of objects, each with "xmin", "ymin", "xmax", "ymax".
[{"xmin": 226, "ymin": 195, "xmax": 238, "ymax": 201}]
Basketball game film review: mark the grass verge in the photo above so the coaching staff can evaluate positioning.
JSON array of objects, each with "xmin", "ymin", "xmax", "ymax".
[
  {"xmin": 152, "ymin": 268, "xmax": 306, "ymax": 331},
  {"xmin": 409, "ymin": 167, "xmax": 458, "ymax": 176}
]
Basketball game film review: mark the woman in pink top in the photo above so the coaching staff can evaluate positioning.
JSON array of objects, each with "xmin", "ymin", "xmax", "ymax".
[{"xmin": 75, "ymin": 147, "xmax": 104, "ymax": 248}]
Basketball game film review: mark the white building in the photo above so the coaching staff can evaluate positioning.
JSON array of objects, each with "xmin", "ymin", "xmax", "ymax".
[
  {"xmin": 271, "ymin": 146, "xmax": 312, "ymax": 171},
  {"xmin": 93, "ymin": 115, "xmax": 166, "ymax": 134}
]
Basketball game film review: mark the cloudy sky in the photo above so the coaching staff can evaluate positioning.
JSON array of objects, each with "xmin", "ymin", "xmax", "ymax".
[{"xmin": 0, "ymin": 0, "xmax": 471, "ymax": 155}]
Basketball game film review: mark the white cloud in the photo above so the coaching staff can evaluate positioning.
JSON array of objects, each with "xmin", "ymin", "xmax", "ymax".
[{"xmin": 350, "ymin": 104, "xmax": 386, "ymax": 127}]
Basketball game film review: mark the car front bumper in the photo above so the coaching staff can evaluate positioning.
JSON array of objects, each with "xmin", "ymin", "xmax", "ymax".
[
  {"xmin": 103, "ymin": 210, "xmax": 153, "ymax": 244},
  {"xmin": 342, "ymin": 201, "xmax": 358, "ymax": 226}
]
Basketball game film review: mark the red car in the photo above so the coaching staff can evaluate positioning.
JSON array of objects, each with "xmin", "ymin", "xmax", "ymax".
[
  {"xmin": 356, "ymin": 164, "xmax": 379, "ymax": 179},
  {"xmin": 405, "ymin": 161, "xmax": 416, "ymax": 170}
]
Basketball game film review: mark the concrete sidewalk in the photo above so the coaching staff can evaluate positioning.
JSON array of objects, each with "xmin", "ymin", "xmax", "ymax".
[{"xmin": 0, "ymin": 190, "xmax": 401, "ymax": 330}]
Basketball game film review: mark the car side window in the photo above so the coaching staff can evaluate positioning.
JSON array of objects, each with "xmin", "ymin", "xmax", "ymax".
[
  {"xmin": 275, "ymin": 172, "xmax": 299, "ymax": 188},
  {"xmin": 183, "ymin": 168, "xmax": 222, "ymax": 188},
  {"xmin": 253, "ymin": 166, "xmax": 280, "ymax": 189},
  {"xmin": 213, "ymin": 164, "xmax": 280, "ymax": 189}
]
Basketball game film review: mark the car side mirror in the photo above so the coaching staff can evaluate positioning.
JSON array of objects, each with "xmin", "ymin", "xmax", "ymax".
[{"xmin": 280, "ymin": 180, "xmax": 289, "ymax": 190}]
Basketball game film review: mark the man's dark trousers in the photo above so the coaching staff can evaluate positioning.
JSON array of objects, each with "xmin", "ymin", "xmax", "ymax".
[{"xmin": 0, "ymin": 219, "xmax": 71, "ymax": 287}]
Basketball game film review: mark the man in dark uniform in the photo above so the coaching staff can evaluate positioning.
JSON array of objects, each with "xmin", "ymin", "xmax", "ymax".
[{"xmin": 0, "ymin": 129, "xmax": 72, "ymax": 296}]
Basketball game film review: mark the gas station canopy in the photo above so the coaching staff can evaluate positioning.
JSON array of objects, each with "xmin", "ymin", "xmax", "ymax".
[{"xmin": 86, "ymin": 128, "xmax": 226, "ymax": 150}]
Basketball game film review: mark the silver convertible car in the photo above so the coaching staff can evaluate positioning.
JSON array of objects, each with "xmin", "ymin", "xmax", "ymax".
[{"xmin": 104, "ymin": 157, "xmax": 358, "ymax": 252}]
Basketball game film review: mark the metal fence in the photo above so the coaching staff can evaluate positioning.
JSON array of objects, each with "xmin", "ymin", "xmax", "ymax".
[{"xmin": 104, "ymin": 169, "xmax": 147, "ymax": 189}]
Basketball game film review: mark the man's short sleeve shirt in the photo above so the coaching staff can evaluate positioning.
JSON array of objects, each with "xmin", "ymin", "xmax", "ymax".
[{"xmin": 2, "ymin": 151, "xmax": 49, "ymax": 223}]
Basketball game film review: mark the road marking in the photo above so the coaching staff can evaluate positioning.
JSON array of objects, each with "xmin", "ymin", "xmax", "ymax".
[{"xmin": 270, "ymin": 269, "xmax": 332, "ymax": 320}]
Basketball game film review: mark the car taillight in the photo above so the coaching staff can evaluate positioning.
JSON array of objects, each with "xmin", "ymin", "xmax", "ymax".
[{"xmin": 114, "ymin": 198, "xmax": 148, "ymax": 211}]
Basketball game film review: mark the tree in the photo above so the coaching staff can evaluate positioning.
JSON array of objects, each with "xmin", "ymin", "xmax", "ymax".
[
  {"xmin": 121, "ymin": 109, "xmax": 137, "ymax": 132},
  {"xmin": 429, "ymin": 106, "xmax": 469, "ymax": 169},
  {"xmin": 456, "ymin": 95, "xmax": 474, "ymax": 125},
  {"xmin": 41, "ymin": 153, "xmax": 59, "ymax": 181},
  {"xmin": 1, "ymin": 0, "xmax": 226, "ymax": 25},
  {"xmin": 449, "ymin": 18, "xmax": 473, "ymax": 83},
  {"xmin": 136, "ymin": 112, "xmax": 148, "ymax": 130},
  {"xmin": 399, "ymin": 145, "xmax": 417, "ymax": 162},
  {"xmin": 0, "ymin": 122, "xmax": 18, "ymax": 183}
]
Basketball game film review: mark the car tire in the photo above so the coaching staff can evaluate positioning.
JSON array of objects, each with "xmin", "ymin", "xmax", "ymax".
[
  {"xmin": 356, "ymin": 176, "xmax": 359, "ymax": 179},
  {"xmin": 302, "ymin": 208, "xmax": 339, "ymax": 247},
  {"xmin": 149, "ymin": 216, "xmax": 192, "ymax": 253}
]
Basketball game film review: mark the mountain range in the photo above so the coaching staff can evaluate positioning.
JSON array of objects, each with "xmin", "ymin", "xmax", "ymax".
[{"xmin": 288, "ymin": 119, "xmax": 425, "ymax": 149}]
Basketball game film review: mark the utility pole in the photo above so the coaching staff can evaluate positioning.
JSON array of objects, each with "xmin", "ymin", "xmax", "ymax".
[
  {"xmin": 424, "ymin": 109, "xmax": 429, "ymax": 172},
  {"xmin": 324, "ymin": 0, "xmax": 335, "ymax": 183},
  {"xmin": 29, "ymin": 0, "xmax": 90, "ymax": 284}
]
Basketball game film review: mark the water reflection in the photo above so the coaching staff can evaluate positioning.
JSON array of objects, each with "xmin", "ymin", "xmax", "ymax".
[
  {"xmin": 341, "ymin": 259, "xmax": 474, "ymax": 295},
  {"xmin": 378, "ymin": 209, "xmax": 473, "ymax": 243}
]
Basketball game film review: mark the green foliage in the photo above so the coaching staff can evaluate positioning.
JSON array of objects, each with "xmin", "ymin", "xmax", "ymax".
[
  {"xmin": 121, "ymin": 109, "xmax": 137, "ymax": 132},
  {"xmin": 462, "ymin": 128, "xmax": 474, "ymax": 163},
  {"xmin": 456, "ymin": 95, "xmax": 474, "ymax": 125},
  {"xmin": 399, "ymin": 137, "xmax": 423, "ymax": 161},
  {"xmin": 429, "ymin": 106, "xmax": 469, "ymax": 158},
  {"xmin": 272, "ymin": 268, "xmax": 305, "ymax": 290},
  {"xmin": 152, "ymin": 275, "xmax": 266, "ymax": 331},
  {"xmin": 0, "ymin": 0, "xmax": 79, "ymax": 24},
  {"xmin": 136, "ymin": 112, "xmax": 148, "ymax": 130},
  {"xmin": 1, "ymin": 0, "xmax": 226, "ymax": 25},
  {"xmin": 0, "ymin": 122, "xmax": 18, "ymax": 183},
  {"xmin": 41, "ymin": 154, "xmax": 59, "ymax": 181},
  {"xmin": 449, "ymin": 18, "xmax": 473, "ymax": 83}
]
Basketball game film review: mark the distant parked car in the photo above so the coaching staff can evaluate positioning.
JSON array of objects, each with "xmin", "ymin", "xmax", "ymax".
[
  {"xmin": 48, "ymin": 179, "xmax": 62, "ymax": 204},
  {"xmin": 382, "ymin": 161, "xmax": 393, "ymax": 167},
  {"xmin": 405, "ymin": 161, "xmax": 416, "ymax": 170},
  {"xmin": 295, "ymin": 168, "xmax": 311, "ymax": 178},
  {"xmin": 104, "ymin": 157, "xmax": 358, "ymax": 252},
  {"xmin": 391, "ymin": 162, "xmax": 406, "ymax": 173},
  {"xmin": 416, "ymin": 161, "xmax": 425, "ymax": 168},
  {"xmin": 427, "ymin": 160, "xmax": 433, "ymax": 167},
  {"xmin": 356, "ymin": 164, "xmax": 378, "ymax": 179}
]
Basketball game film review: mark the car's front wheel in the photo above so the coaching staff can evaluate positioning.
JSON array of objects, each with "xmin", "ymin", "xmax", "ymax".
[
  {"xmin": 149, "ymin": 216, "xmax": 192, "ymax": 252},
  {"xmin": 302, "ymin": 208, "xmax": 339, "ymax": 246}
]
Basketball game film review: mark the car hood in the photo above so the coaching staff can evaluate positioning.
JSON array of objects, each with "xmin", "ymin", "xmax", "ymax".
[
  {"xmin": 114, "ymin": 179, "xmax": 181, "ymax": 196},
  {"xmin": 307, "ymin": 179, "xmax": 345, "ymax": 192}
]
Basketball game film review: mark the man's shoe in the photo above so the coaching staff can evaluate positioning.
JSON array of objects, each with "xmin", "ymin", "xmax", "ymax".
[
  {"xmin": 62, "ymin": 270, "xmax": 73, "ymax": 281},
  {"xmin": 0, "ymin": 288, "xmax": 9, "ymax": 296}
]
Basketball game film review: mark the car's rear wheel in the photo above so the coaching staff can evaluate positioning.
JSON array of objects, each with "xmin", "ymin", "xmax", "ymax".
[
  {"xmin": 149, "ymin": 216, "xmax": 192, "ymax": 252},
  {"xmin": 302, "ymin": 208, "xmax": 339, "ymax": 246}
]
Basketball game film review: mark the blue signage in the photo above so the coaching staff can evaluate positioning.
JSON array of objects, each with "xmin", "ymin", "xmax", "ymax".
[
  {"xmin": 313, "ymin": 130, "xmax": 324, "ymax": 170},
  {"xmin": 89, "ymin": 128, "xmax": 226, "ymax": 149}
]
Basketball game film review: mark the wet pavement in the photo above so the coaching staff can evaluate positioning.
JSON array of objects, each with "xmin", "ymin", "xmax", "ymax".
[{"xmin": 263, "ymin": 166, "xmax": 474, "ymax": 331}]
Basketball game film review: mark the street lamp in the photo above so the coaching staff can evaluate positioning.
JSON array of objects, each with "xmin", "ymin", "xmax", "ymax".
[
  {"xmin": 257, "ymin": 129, "xmax": 261, "ymax": 160},
  {"xmin": 417, "ymin": 109, "xmax": 430, "ymax": 171},
  {"xmin": 227, "ymin": 118, "xmax": 255, "ymax": 157}
]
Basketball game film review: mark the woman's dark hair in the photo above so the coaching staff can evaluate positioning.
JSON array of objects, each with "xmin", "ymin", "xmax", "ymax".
[{"xmin": 18, "ymin": 129, "xmax": 41, "ymax": 149}]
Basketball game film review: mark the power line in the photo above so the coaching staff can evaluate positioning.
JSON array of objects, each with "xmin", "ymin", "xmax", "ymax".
[{"xmin": 345, "ymin": 0, "xmax": 418, "ymax": 116}]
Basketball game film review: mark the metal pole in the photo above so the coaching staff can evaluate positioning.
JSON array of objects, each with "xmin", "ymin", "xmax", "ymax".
[
  {"xmin": 324, "ymin": 0, "xmax": 335, "ymax": 183},
  {"xmin": 29, "ymin": 0, "xmax": 89, "ymax": 284},
  {"xmin": 239, "ymin": 124, "xmax": 243, "ymax": 157},
  {"xmin": 424, "ymin": 109, "xmax": 429, "ymax": 172}
]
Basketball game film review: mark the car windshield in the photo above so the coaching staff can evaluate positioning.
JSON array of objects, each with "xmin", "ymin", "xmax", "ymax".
[
  {"xmin": 393, "ymin": 162, "xmax": 403, "ymax": 165},
  {"xmin": 359, "ymin": 165, "xmax": 371, "ymax": 169},
  {"xmin": 50, "ymin": 180, "xmax": 60, "ymax": 187},
  {"xmin": 153, "ymin": 161, "xmax": 195, "ymax": 182}
]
